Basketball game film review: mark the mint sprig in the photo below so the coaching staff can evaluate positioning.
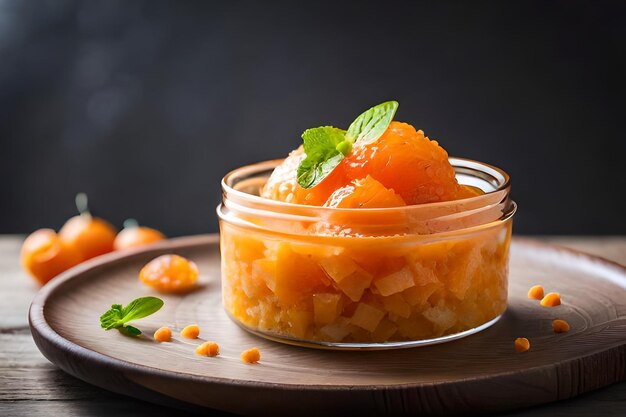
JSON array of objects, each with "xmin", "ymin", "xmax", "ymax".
[
  {"xmin": 99, "ymin": 296, "xmax": 164, "ymax": 337},
  {"xmin": 296, "ymin": 101, "xmax": 398, "ymax": 189}
]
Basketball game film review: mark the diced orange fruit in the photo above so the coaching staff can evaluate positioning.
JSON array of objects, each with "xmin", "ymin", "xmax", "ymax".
[
  {"xmin": 381, "ymin": 293, "xmax": 412, "ymax": 319},
  {"xmin": 220, "ymin": 220, "xmax": 511, "ymax": 344},
  {"xmin": 350, "ymin": 303, "xmax": 385, "ymax": 332},
  {"xmin": 313, "ymin": 293, "xmax": 342, "ymax": 326},
  {"xmin": 374, "ymin": 266, "xmax": 415, "ymax": 296},
  {"xmin": 273, "ymin": 243, "xmax": 327, "ymax": 305},
  {"xmin": 334, "ymin": 267, "xmax": 373, "ymax": 302},
  {"xmin": 422, "ymin": 305, "xmax": 457, "ymax": 334}
]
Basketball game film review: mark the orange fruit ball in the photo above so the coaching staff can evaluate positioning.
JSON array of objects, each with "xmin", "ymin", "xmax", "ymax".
[
  {"xmin": 114, "ymin": 226, "xmax": 165, "ymax": 251},
  {"xmin": 20, "ymin": 229, "xmax": 82, "ymax": 286},
  {"xmin": 261, "ymin": 122, "xmax": 478, "ymax": 207},
  {"xmin": 344, "ymin": 122, "xmax": 468, "ymax": 205},
  {"xmin": 139, "ymin": 254, "xmax": 199, "ymax": 293},
  {"xmin": 59, "ymin": 215, "xmax": 116, "ymax": 262}
]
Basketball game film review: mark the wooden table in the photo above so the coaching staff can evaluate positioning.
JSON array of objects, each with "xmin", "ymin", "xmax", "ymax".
[{"xmin": 1, "ymin": 235, "xmax": 625, "ymax": 416}]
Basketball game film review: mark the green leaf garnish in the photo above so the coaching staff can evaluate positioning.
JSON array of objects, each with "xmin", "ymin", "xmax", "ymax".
[
  {"xmin": 346, "ymin": 100, "xmax": 399, "ymax": 144},
  {"xmin": 99, "ymin": 296, "xmax": 164, "ymax": 337},
  {"xmin": 297, "ymin": 127, "xmax": 346, "ymax": 189},
  {"xmin": 296, "ymin": 101, "xmax": 399, "ymax": 189}
]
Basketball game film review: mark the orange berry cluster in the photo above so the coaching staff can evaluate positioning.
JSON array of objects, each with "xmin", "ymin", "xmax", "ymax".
[{"xmin": 21, "ymin": 194, "xmax": 165, "ymax": 286}]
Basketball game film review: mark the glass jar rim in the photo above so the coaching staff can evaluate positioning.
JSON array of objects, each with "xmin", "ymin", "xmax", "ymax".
[
  {"xmin": 222, "ymin": 157, "xmax": 511, "ymax": 211},
  {"xmin": 219, "ymin": 157, "xmax": 516, "ymax": 238}
]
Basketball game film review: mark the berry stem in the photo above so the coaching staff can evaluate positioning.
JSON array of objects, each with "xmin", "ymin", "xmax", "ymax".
[
  {"xmin": 75, "ymin": 193, "xmax": 92, "ymax": 219},
  {"xmin": 123, "ymin": 218, "xmax": 139, "ymax": 229}
]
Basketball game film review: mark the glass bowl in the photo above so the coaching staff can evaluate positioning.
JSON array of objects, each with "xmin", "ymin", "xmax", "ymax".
[{"xmin": 217, "ymin": 158, "xmax": 516, "ymax": 350}]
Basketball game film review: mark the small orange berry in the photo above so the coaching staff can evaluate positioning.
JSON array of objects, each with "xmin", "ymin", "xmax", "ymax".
[
  {"xmin": 139, "ymin": 254, "xmax": 199, "ymax": 293},
  {"xmin": 153, "ymin": 327, "xmax": 172, "ymax": 342},
  {"xmin": 514, "ymin": 337, "xmax": 530, "ymax": 353},
  {"xmin": 552, "ymin": 319, "xmax": 570, "ymax": 333},
  {"xmin": 114, "ymin": 222, "xmax": 165, "ymax": 251},
  {"xmin": 180, "ymin": 324, "xmax": 200, "ymax": 339},
  {"xmin": 20, "ymin": 229, "xmax": 82, "ymax": 286},
  {"xmin": 241, "ymin": 347, "xmax": 261, "ymax": 364},
  {"xmin": 527, "ymin": 285, "xmax": 544, "ymax": 300},
  {"xmin": 540, "ymin": 292, "xmax": 561, "ymax": 307},
  {"xmin": 59, "ymin": 215, "xmax": 116, "ymax": 261},
  {"xmin": 195, "ymin": 341, "xmax": 220, "ymax": 357}
]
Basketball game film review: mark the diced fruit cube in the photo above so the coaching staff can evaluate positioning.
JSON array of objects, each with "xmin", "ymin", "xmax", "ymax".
[
  {"xmin": 371, "ymin": 318, "xmax": 398, "ymax": 342},
  {"xmin": 319, "ymin": 317, "xmax": 353, "ymax": 342},
  {"xmin": 380, "ymin": 293, "xmax": 412, "ymax": 318},
  {"xmin": 422, "ymin": 305, "xmax": 457, "ymax": 334},
  {"xmin": 350, "ymin": 303, "xmax": 385, "ymax": 332},
  {"xmin": 233, "ymin": 234, "xmax": 266, "ymax": 263},
  {"xmin": 287, "ymin": 308, "xmax": 312, "ymax": 339},
  {"xmin": 319, "ymin": 255, "xmax": 358, "ymax": 283},
  {"xmin": 335, "ymin": 268, "xmax": 373, "ymax": 302},
  {"xmin": 402, "ymin": 283, "xmax": 440, "ymax": 307},
  {"xmin": 408, "ymin": 260, "xmax": 440, "ymax": 286},
  {"xmin": 274, "ymin": 243, "xmax": 326, "ymax": 305},
  {"xmin": 313, "ymin": 293, "xmax": 342, "ymax": 326},
  {"xmin": 374, "ymin": 266, "xmax": 415, "ymax": 296},
  {"xmin": 252, "ymin": 258, "xmax": 277, "ymax": 292}
]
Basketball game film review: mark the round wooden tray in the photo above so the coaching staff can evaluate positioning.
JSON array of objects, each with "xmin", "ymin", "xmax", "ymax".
[{"xmin": 29, "ymin": 235, "xmax": 626, "ymax": 416}]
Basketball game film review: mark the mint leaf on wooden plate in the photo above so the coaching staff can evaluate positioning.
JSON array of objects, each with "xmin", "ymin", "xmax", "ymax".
[{"xmin": 99, "ymin": 296, "xmax": 164, "ymax": 337}]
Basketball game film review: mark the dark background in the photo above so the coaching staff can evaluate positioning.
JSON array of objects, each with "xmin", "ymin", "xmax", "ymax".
[{"xmin": 1, "ymin": 0, "xmax": 624, "ymax": 236}]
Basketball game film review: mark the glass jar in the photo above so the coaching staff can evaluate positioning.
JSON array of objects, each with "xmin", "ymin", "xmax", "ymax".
[{"xmin": 217, "ymin": 158, "xmax": 516, "ymax": 349}]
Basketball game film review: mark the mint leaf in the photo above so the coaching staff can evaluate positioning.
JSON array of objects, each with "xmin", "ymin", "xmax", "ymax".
[
  {"xmin": 99, "ymin": 297, "xmax": 164, "ymax": 336},
  {"xmin": 296, "ymin": 101, "xmax": 399, "ymax": 189},
  {"xmin": 297, "ymin": 127, "xmax": 346, "ymax": 189},
  {"xmin": 346, "ymin": 101, "xmax": 398, "ymax": 145},
  {"xmin": 100, "ymin": 304, "xmax": 124, "ymax": 329},
  {"xmin": 120, "ymin": 296, "xmax": 164, "ymax": 323}
]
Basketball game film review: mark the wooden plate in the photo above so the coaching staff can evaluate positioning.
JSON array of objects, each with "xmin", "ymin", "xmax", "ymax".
[{"xmin": 29, "ymin": 235, "xmax": 626, "ymax": 416}]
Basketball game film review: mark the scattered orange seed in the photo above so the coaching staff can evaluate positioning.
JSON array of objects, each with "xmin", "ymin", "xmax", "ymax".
[
  {"xmin": 515, "ymin": 337, "xmax": 530, "ymax": 353},
  {"xmin": 540, "ymin": 292, "xmax": 561, "ymax": 307},
  {"xmin": 552, "ymin": 319, "xmax": 570, "ymax": 333},
  {"xmin": 153, "ymin": 326, "xmax": 172, "ymax": 342},
  {"xmin": 241, "ymin": 347, "xmax": 261, "ymax": 364},
  {"xmin": 180, "ymin": 324, "xmax": 200, "ymax": 339},
  {"xmin": 195, "ymin": 341, "xmax": 220, "ymax": 357},
  {"xmin": 527, "ymin": 285, "xmax": 544, "ymax": 300}
]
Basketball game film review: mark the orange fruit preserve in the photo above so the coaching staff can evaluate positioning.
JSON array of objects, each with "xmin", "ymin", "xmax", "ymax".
[{"xmin": 218, "ymin": 103, "xmax": 515, "ymax": 347}]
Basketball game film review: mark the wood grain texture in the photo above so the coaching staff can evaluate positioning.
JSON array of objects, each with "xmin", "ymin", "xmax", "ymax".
[{"xmin": 25, "ymin": 235, "xmax": 626, "ymax": 416}]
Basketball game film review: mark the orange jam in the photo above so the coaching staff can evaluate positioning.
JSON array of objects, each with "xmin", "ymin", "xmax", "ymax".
[{"xmin": 218, "ymin": 122, "xmax": 515, "ymax": 348}]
